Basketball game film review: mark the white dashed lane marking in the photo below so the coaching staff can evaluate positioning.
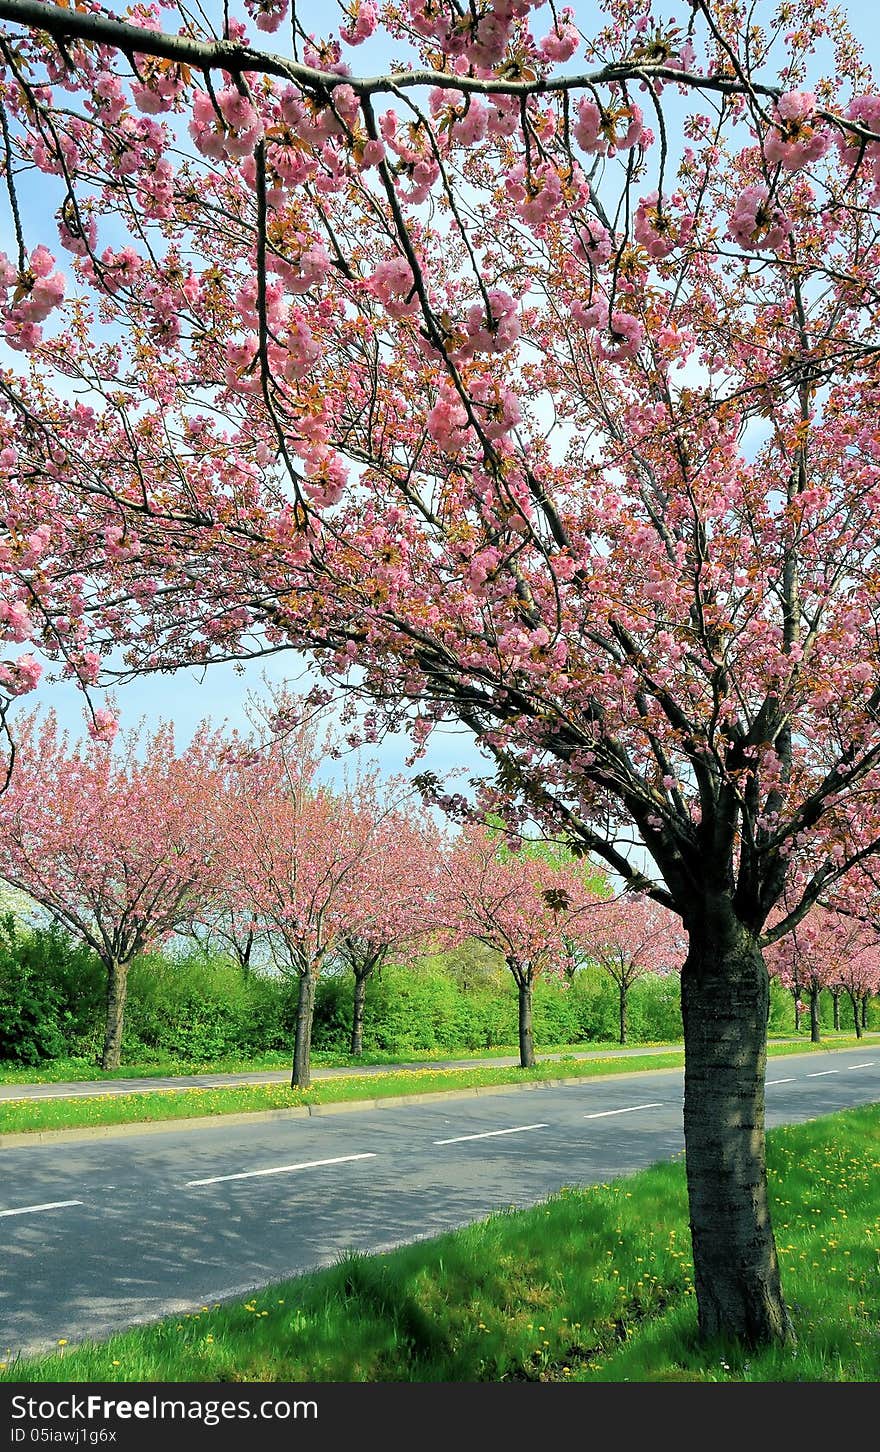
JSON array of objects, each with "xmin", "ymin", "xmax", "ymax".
[
  {"xmin": 434, "ymin": 1123, "xmax": 548, "ymax": 1145},
  {"xmin": 0, "ymin": 1200, "xmax": 83, "ymax": 1218},
  {"xmin": 583, "ymin": 1103, "xmax": 663, "ymax": 1120},
  {"xmin": 185, "ymin": 1153, "xmax": 377, "ymax": 1188}
]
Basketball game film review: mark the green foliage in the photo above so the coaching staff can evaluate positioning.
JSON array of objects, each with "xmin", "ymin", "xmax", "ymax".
[
  {"xmin": 123, "ymin": 950, "xmax": 290, "ymax": 1062},
  {"xmin": 767, "ymin": 979, "xmax": 876, "ymax": 1038},
  {"xmin": 0, "ymin": 915, "xmax": 869, "ymax": 1071},
  {"xmin": 0, "ymin": 916, "xmax": 94, "ymax": 1064},
  {"xmin": 311, "ymin": 959, "xmax": 681, "ymax": 1056},
  {"xmin": 488, "ymin": 818, "xmax": 612, "ymax": 896},
  {"xmin": 627, "ymin": 972, "xmax": 684, "ymax": 1042},
  {"xmin": 312, "ymin": 963, "xmax": 518, "ymax": 1054}
]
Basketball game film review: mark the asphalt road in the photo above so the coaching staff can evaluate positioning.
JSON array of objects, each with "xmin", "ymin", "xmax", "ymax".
[
  {"xmin": 0, "ymin": 1043, "xmax": 687, "ymax": 1102},
  {"xmin": 1, "ymin": 1045, "xmax": 878, "ymax": 1359}
]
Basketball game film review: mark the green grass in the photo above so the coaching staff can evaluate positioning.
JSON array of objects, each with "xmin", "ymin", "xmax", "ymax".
[
  {"xmin": 0, "ymin": 1051, "xmax": 293, "ymax": 1085},
  {"xmin": 0, "ymin": 1029, "xmax": 870, "ymax": 1086},
  {"xmin": 0, "ymin": 1037, "xmax": 872, "ymax": 1136},
  {"xmin": 3, "ymin": 1104, "xmax": 877, "ymax": 1383},
  {"xmin": 0, "ymin": 1039, "xmax": 670, "ymax": 1084},
  {"xmin": 0, "ymin": 1053, "xmax": 687, "ymax": 1134}
]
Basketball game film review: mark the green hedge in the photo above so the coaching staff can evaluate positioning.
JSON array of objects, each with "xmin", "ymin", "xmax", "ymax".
[
  {"xmin": 0, "ymin": 916, "xmax": 100, "ymax": 1064},
  {"xmin": 122, "ymin": 951, "xmax": 292, "ymax": 1061},
  {"xmin": 311, "ymin": 962, "xmax": 684, "ymax": 1054},
  {"xmin": 0, "ymin": 919, "xmax": 874, "ymax": 1068}
]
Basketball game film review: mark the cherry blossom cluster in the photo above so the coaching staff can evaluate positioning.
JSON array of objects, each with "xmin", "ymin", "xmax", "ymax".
[
  {"xmin": 0, "ymin": 246, "xmax": 65, "ymax": 351},
  {"xmin": 0, "ymin": 0, "xmax": 880, "ymax": 948}
]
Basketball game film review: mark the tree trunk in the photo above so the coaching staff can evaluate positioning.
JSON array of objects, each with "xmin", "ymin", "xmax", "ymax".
[
  {"xmin": 291, "ymin": 967, "xmax": 317, "ymax": 1088},
  {"xmin": 681, "ymin": 907, "xmax": 794, "ymax": 1348},
  {"xmin": 517, "ymin": 976, "xmax": 536, "ymax": 1069},
  {"xmin": 849, "ymin": 991, "xmax": 863, "ymax": 1039},
  {"xmin": 237, "ymin": 929, "xmax": 254, "ymax": 976},
  {"xmin": 832, "ymin": 989, "xmax": 841, "ymax": 1032},
  {"xmin": 793, "ymin": 989, "xmax": 802, "ymax": 1033},
  {"xmin": 809, "ymin": 984, "xmax": 821, "ymax": 1044},
  {"xmin": 350, "ymin": 968, "xmax": 369, "ymax": 1057},
  {"xmin": 861, "ymin": 995, "xmax": 869, "ymax": 1030},
  {"xmin": 618, "ymin": 981, "xmax": 627, "ymax": 1045},
  {"xmin": 100, "ymin": 957, "xmax": 129, "ymax": 1071}
]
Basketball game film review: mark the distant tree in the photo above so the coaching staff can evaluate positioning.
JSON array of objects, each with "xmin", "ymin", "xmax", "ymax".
[
  {"xmin": 830, "ymin": 985, "xmax": 843, "ymax": 1034},
  {"xmin": 224, "ymin": 711, "xmax": 416, "ymax": 1087},
  {"xmin": 337, "ymin": 807, "xmax": 441, "ymax": 1056},
  {"xmin": 769, "ymin": 948, "xmax": 807, "ymax": 1035},
  {"xmin": 0, "ymin": 712, "xmax": 229, "ymax": 1067},
  {"xmin": 832, "ymin": 943, "xmax": 880, "ymax": 1041},
  {"xmin": 576, "ymin": 893, "xmax": 684, "ymax": 1045},
  {"xmin": 765, "ymin": 904, "xmax": 861, "ymax": 1043},
  {"xmin": 442, "ymin": 824, "xmax": 599, "ymax": 1067}
]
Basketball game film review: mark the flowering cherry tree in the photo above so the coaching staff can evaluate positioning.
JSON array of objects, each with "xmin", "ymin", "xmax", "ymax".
[
  {"xmin": 821, "ymin": 880, "xmax": 880, "ymax": 1038},
  {"xmin": 765, "ymin": 904, "xmax": 857, "ymax": 1042},
  {"xmin": 830, "ymin": 940, "xmax": 880, "ymax": 1039},
  {"xmin": 223, "ymin": 713, "xmax": 418, "ymax": 1086},
  {"xmin": 337, "ymin": 805, "xmax": 441, "ymax": 1056},
  {"xmin": 442, "ymin": 824, "xmax": 598, "ymax": 1067},
  {"xmin": 0, "ymin": 711, "xmax": 229, "ymax": 1067},
  {"xmin": 577, "ymin": 891, "xmax": 683, "ymax": 1044},
  {"xmin": 4, "ymin": 0, "xmax": 880, "ymax": 1347},
  {"xmin": 778, "ymin": 954, "xmax": 807, "ymax": 1035}
]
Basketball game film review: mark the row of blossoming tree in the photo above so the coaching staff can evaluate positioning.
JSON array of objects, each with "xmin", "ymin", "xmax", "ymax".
[
  {"xmin": 766, "ymin": 900, "xmax": 880, "ymax": 1041},
  {"xmin": 0, "ymin": 704, "xmax": 686, "ymax": 1081},
  {"xmin": 3, "ymin": 0, "xmax": 880, "ymax": 1347}
]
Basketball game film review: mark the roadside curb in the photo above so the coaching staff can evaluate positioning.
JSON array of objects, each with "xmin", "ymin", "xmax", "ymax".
[
  {"xmin": 2, "ymin": 1039, "xmax": 876, "ymax": 1148},
  {"xmin": 0, "ymin": 1071, "xmax": 657, "ymax": 1147}
]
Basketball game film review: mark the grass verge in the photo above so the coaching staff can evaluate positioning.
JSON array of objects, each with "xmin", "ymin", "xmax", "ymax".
[
  {"xmin": 0, "ymin": 1038, "xmax": 872, "ymax": 1136},
  {"xmin": 0, "ymin": 1053, "xmax": 686, "ymax": 1133},
  {"xmin": 1, "ymin": 1031, "xmax": 868, "ymax": 1084},
  {"xmin": 3, "ymin": 1104, "xmax": 877, "ymax": 1383},
  {"xmin": 0, "ymin": 1040, "xmax": 669, "ymax": 1084}
]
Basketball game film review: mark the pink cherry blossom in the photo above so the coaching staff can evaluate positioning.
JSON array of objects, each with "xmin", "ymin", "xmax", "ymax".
[
  {"xmin": 340, "ymin": 2, "xmax": 379, "ymax": 47},
  {"xmin": 764, "ymin": 91, "xmax": 830, "ymax": 172},
  {"xmin": 727, "ymin": 185, "xmax": 791, "ymax": 250},
  {"xmin": 245, "ymin": 0, "xmax": 290, "ymax": 34}
]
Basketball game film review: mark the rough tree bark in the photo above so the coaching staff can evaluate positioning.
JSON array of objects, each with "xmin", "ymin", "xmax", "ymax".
[
  {"xmin": 515, "ymin": 969, "xmax": 536, "ymax": 1069},
  {"xmin": 618, "ymin": 981, "xmax": 628, "ymax": 1046},
  {"xmin": 291, "ymin": 966, "xmax": 317, "ymax": 1088},
  {"xmin": 100, "ymin": 957, "xmax": 129, "ymax": 1071},
  {"xmin": 809, "ymin": 984, "xmax": 821, "ymax": 1044},
  {"xmin": 350, "ymin": 967, "xmax": 370, "ymax": 1057},
  {"xmin": 681, "ymin": 902, "xmax": 794, "ymax": 1347}
]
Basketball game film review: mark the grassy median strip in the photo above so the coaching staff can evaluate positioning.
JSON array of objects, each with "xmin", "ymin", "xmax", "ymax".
[
  {"xmin": 0, "ymin": 1054, "xmax": 687, "ymax": 1134},
  {"xmin": 0, "ymin": 1040, "xmax": 666, "ymax": 1085},
  {"xmin": 0, "ymin": 1038, "xmax": 872, "ymax": 1135},
  {"xmin": 3, "ymin": 1104, "xmax": 877, "ymax": 1383}
]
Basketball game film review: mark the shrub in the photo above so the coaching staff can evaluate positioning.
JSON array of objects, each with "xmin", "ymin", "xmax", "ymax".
[
  {"xmin": 124, "ymin": 950, "xmax": 290, "ymax": 1062},
  {"xmin": 627, "ymin": 972, "xmax": 684, "ymax": 1042},
  {"xmin": 0, "ymin": 915, "xmax": 71, "ymax": 1063}
]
